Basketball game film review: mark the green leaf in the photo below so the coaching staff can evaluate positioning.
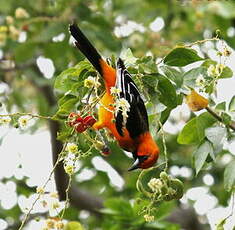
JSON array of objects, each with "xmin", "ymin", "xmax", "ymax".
[
  {"xmin": 54, "ymin": 60, "xmax": 94, "ymax": 93},
  {"xmin": 104, "ymin": 198, "xmax": 133, "ymax": 218},
  {"xmin": 221, "ymin": 112, "xmax": 232, "ymax": 126},
  {"xmin": 205, "ymin": 126, "xmax": 226, "ymax": 146},
  {"xmin": 65, "ymin": 221, "xmax": 84, "ymax": 230},
  {"xmin": 157, "ymin": 74, "xmax": 177, "ymax": 108},
  {"xmin": 160, "ymin": 66, "xmax": 183, "ymax": 88},
  {"xmin": 220, "ymin": 66, "xmax": 233, "ymax": 79},
  {"xmin": 164, "ymin": 47, "xmax": 203, "ymax": 67},
  {"xmin": 120, "ymin": 48, "xmax": 137, "ymax": 65},
  {"xmin": 216, "ymin": 218, "xmax": 226, "ymax": 230},
  {"xmin": 193, "ymin": 140, "xmax": 213, "ymax": 175},
  {"xmin": 183, "ymin": 67, "xmax": 205, "ymax": 88},
  {"xmin": 177, "ymin": 112, "xmax": 217, "ymax": 145},
  {"xmin": 14, "ymin": 42, "xmax": 36, "ymax": 63},
  {"xmin": 224, "ymin": 159, "xmax": 235, "ymax": 192},
  {"xmin": 202, "ymin": 60, "xmax": 233, "ymax": 79},
  {"xmin": 215, "ymin": 102, "xmax": 226, "ymax": 111},
  {"xmin": 229, "ymin": 96, "xmax": 235, "ymax": 112}
]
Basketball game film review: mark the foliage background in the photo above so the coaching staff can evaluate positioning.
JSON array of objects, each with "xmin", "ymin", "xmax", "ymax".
[{"xmin": 0, "ymin": 0, "xmax": 235, "ymax": 229}]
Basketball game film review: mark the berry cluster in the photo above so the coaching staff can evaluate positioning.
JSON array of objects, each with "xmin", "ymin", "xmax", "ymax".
[{"xmin": 68, "ymin": 112, "xmax": 96, "ymax": 133}]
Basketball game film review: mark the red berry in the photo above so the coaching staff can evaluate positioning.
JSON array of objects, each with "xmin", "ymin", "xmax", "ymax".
[
  {"xmin": 101, "ymin": 147, "xmax": 111, "ymax": 156},
  {"xmin": 74, "ymin": 122, "xmax": 87, "ymax": 133},
  {"xmin": 68, "ymin": 112, "xmax": 82, "ymax": 127},
  {"xmin": 22, "ymin": 24, "xmax": 29, "ymax": 31},
  {"xmin": 83, "ymin": 116, "xmax": 96, "ymax": 127}
]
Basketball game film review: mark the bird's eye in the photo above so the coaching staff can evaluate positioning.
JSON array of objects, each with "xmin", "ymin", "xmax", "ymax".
[{"xmin": 139, "ymin": 155, "xmax": 148, "ymax": 162}]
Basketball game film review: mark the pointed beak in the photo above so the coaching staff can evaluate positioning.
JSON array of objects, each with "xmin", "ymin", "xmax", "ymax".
[{"xmin": 128, "ymin": 158, "xmax": 140, "ymax": 171}]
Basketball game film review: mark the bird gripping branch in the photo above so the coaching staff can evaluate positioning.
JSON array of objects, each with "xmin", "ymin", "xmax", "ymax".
[{"xmin": 69, "ymin": 23, "xmax": 159, "ymax": 170}]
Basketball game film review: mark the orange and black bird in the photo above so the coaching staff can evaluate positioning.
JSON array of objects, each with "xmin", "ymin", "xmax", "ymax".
[{"xmin": 69, "ymin": 23, "xmax": 159, "ymax": 170}]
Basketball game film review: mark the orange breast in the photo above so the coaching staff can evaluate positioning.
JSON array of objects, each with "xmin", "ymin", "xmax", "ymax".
[{"xmin": 94, "ymin": 91, "xmax": 135, "ymax": 152}]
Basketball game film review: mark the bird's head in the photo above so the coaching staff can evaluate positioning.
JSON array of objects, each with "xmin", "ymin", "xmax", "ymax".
[{"xmin": 128, "ymin": 149, "xmax": 159, "ymax": 171}]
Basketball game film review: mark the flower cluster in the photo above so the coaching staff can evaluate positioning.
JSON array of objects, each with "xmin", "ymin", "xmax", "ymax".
[
  {"xmin": 64, "ymin": 143, "xmax": 80, "ymax": 175},
  {"xmin": 110, "ymin": 87, "xmax": 121, "ymax": 95},
  {"xmin": 147, "ymin": 171, "xmax": 184, "ymax": 201},
  {"xmin": 67, "ymin": 112, "xmax": 96, "ymax": 133},
  {"xmin": 143, "ymin": 214, "xmax": 155, "ymax": 222},
  {"xmin": 114, "ymin": 97, "xmax": 130, "ymax": 126},
  {"xmin": 195, "ymin": 74, "xmax": 205, "ymax": 87},
  {"xmin": 207, "ymin": 63, "xmax": 224, "ymax": 78},
  {"xmin": 84, "ymin": 76, "xmax": 101, "ymax": 89},
  {"xmin": 148, "ymin": 178, "xmax": 163, "ymax": 193},
  {"xmin": 110, "ymin": 86, "xmax": 131, "ymax": 126},
  {"xmin": 42, "ymin": 218, "xmax": 65, "ymax": 230},
  {"xmin": 35, "ymin": 189, "xmax": 64, "ymax": 217}
]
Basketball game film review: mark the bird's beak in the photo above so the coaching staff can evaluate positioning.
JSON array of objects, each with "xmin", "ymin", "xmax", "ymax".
[{"xmin": 128, "ymin": 158, "xmax": 140, "ymax": 171}]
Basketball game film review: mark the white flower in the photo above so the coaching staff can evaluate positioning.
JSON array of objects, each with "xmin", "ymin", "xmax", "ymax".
[
  {"xmin": 84, "ymin": 76, "xmax": 100, "ymax": 88},
  {"xmin": 15, "ymin": 7, "xmax": 29, "ymax": 18},
  {"xmin": 195, "ymin": 74, "xmax": 205, "ymax": 87},
  {"xmin": 0, "ymin": 116, "xmax": 11, "ymax": 125},
  {"xmin": 110, "ymin": 87, "xmax": 121, "ymax": 95},
  {"xmin": 18, "ymin": 115, "xmax": 31, "ymax": 128},
  {"xmin": 148, "ymin": 178, "xmax": 163, "ymax": 192},
  {"xmin": 115, "ymin": 97, "xmax": 130, "ymax": 125},
  {"xmin": 66, "ymin": 143, "xmax": 78, "ymax": 154},
  {"xmin": 67, "ymin": 153, "xmax": 76, "ymax": 160},
  {"xmin": 207, "ymin": 64, "xmax": 224, "ymax": 78},
  {"xmin": 215, "ymin": 63, "xmax": 224, "ymax": 75}
]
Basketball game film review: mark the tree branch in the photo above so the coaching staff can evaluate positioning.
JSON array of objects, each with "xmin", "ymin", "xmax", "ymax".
[{"xmin": 206, "ymin": 107, "xmax": 235, "ymax": 132}]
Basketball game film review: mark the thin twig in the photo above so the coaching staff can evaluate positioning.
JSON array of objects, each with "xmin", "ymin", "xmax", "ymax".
[
  {"xmin": 185, "ymin": 37, "xmax": 220, "ymax": 48},
  {"xmin": 206, "ymin": 107, "xmax": 235, "ymax": 132},
  {"xmin": 60, "ymin": 175, "xmax": 72, "ymax": 219},
  {"xmin": 0, "ymin": 112, "xmax": 52, "ymax": 120},
  {"xmin": 18, "ymin": 143, "xmax": 68, "ymax": 230},
  {"xmin": 158, "ymin": 121, "xmax": 168, "ymax": 170}
]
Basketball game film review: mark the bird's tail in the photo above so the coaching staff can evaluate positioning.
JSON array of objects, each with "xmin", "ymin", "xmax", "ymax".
[{"xmin": 69, "ymin": 23, "xmax": 103, "ymax": 75}]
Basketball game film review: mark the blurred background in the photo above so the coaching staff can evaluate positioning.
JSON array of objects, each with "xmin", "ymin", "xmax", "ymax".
[{"xmin": 0, "ymin": 0, "xmax": 235, "ymax": 229}]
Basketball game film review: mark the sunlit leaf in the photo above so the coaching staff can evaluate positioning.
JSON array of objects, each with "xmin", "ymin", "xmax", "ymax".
[
  {"xmin": 193, "ymin": 140, "xmax": 213, "ymax": 175},
  {"xmin": 205, "ymin": 126, "xmax": 226, "ymax": 146},
  {"xmin": 164, "ymin": 47, "xmax": 203, "ymax": 67},
  {"xmin": 177, "ymin": 112, "xmax": 217, "ymax": 145},
  {"xmin": 229, "ymin": 96, "xmax": 235, "ymax": 112},
  {"xmin": 157, "ymin": 74, "xmax": 177, "ymax": 108},
  {"xmin": 224, "ymin": 159, "xmax": 235, "ymax": 191},
  {"xmin": 215, "ymin": 102, "xmax": 226, "ymax": 111}
]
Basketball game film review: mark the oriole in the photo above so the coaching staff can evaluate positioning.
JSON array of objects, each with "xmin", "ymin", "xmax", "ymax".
[{"xmin": 69, "ymin": 23, "xmax": 159, "ymax": 170}]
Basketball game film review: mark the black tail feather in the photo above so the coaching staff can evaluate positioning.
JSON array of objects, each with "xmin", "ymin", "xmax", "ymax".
[{"xmin": 69, "ymin": 23, "xmax": 102, "ymax": 74}]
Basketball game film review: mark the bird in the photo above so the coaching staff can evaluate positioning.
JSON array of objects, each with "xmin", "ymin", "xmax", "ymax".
[{"xmin": 69, "ymin": 22, "xmax": 159, "ymax": 170}]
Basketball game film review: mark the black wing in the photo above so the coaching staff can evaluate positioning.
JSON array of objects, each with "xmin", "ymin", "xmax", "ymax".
[{"xmin": 115, "ymin": 58, "xmax": 149, "ymax": 139}]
